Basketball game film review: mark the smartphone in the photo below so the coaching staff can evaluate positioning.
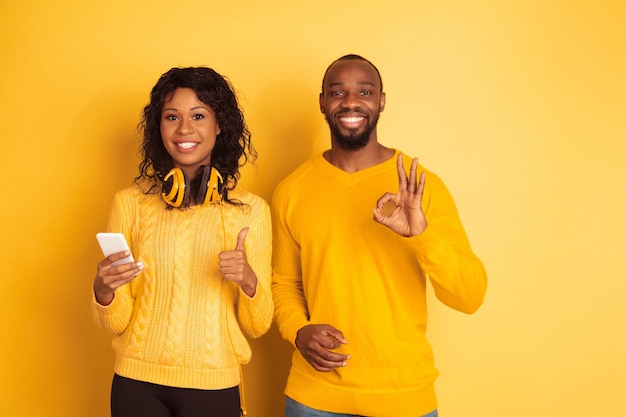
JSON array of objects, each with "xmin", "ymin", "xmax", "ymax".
[{"xmin": 96, "ymin": 232, "xmax": 135, "ymax": 266}]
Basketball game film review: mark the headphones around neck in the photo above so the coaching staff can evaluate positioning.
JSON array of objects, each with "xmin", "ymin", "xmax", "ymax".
[{"xmin": 161, "ymin": 166, "xmax": 224, "ymax": 207}]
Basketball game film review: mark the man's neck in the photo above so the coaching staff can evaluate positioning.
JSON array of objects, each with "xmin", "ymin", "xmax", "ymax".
[{"xmin": 324, "ymin": 140, "xmax": 395, "ymax": 173}]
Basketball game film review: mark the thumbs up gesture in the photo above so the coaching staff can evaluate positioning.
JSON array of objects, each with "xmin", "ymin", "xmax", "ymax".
[{"xmin": 219, "ymin": 227, "xmax": 257, "ymax": 297}]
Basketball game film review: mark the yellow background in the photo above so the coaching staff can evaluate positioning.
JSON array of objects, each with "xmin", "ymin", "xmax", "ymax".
[{"xmin": 1, "ymin": 1, "xmax": 625, "ymax": 416}]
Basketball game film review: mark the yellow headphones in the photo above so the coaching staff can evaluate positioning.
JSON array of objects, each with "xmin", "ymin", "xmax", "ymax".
[{"xmin": 161, "ymin": 166, "xmax": 224, "ymax": 207}]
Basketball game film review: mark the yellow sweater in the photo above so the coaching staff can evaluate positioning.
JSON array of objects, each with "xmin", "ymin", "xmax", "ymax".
[
  {"xmin": 271, "ymin": 150, "xmax": 487, "ymax": 416},
  {"xmin": 92, "ymin": 185, "xmax": 273, "ymax": 390}
]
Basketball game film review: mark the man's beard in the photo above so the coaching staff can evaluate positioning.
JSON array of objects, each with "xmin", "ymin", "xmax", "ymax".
[{"xmin": 325, "ymin": 112, "xmax": 380, "ymax": 151}]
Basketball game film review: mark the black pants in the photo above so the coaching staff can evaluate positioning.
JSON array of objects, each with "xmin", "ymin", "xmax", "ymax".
[{"xmin": 111, "ymin": 374, "xmax": 241, "ymax": 417}]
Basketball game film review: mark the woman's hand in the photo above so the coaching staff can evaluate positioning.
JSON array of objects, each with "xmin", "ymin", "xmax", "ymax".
[
  {"xmin": 93, "ymin": 251, "xmax": 143, "ymax": 306},
  {"xmin": 219, "ymin": 227, "xmax": 258, "ymax": 297}
]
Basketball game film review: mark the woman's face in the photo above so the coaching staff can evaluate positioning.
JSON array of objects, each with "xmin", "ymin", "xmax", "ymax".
[{"xmin": 160, "ymin": 87, "xmax": 220, "ymax": 179}]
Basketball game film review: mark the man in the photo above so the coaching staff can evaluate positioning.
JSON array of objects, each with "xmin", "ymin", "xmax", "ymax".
[{"xmin": 271, "ymin": 54, "xmax": 487, "ymax": 417}]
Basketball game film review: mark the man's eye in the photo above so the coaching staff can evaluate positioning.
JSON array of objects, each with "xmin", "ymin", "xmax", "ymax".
[
  {"xmin": 361, "ymin": 91, "xmax": 371, "ymax": 96},
  {"xmin": 330, "ymin": 91, "xmax": 343, "ymax": 97}
]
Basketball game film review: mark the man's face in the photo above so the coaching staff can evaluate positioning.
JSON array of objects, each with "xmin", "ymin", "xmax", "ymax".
[{"xmin": 319, "ymin": 60, "xmax": 386, "ymax": 150}]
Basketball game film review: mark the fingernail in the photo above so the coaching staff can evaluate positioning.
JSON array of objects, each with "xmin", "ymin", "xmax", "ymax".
[{"xmin": 137, "ymin": 262, "xmax": 144, "ymax": 269}]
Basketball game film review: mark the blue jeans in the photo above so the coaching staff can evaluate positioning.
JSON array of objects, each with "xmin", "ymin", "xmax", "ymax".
[{"xmin": 285, "ymin": 396, "xmax": 438, "ymax": 417}]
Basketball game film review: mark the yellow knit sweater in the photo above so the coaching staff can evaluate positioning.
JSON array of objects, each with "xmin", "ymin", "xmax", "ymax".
[
  {"xmin": 92, "ymin": 185, "xmax": 273, "ymax": 390},
  {"xmin": 271, "ymin": 150, "xmax": 487, "ymax": 416}
]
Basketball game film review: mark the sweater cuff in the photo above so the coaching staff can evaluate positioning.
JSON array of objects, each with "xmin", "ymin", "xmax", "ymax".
[
  {"xmin": 406, "ymin": 225, "xmax": 443, "ymax": 254},
  {"xmin": 238, "ymin": 283, "xmax": 273, "ymax": 338},
  {"xmin": 90, "ymin": 290, "xmax": 132, "ymax": 334}
]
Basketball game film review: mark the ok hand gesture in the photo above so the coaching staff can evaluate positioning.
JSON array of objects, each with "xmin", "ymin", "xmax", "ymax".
[{"xmin": 373, "ymin": 154, "xmax": 428, "ymax": 237}]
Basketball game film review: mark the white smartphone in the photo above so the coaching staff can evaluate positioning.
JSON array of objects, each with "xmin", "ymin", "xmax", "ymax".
[{"xmin": 96, "ymin": 232, "xmax": 135, "ymax": 266}]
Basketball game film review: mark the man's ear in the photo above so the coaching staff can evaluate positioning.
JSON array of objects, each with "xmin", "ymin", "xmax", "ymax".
[
  {"xmin": 319, "ymin": 92, "xmax": 325, "ymax": 114},
  {"xmin": 379, "ymin": 91, "xmax": 386, "ymax": 112}
]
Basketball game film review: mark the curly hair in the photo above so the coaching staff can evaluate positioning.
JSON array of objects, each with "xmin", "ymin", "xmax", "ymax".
[{"xmin": 136, "ymin": 66, "xmax": 256, "ymax": 206}]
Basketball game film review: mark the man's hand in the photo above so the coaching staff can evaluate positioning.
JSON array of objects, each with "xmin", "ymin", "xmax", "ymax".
[
  {"xmin": 373, "ymin": 153, "xmax": 427, "ymax": 237},
  {"xmin": 295, "ymin": 324, "xmax": 350, "ymax": 372}
]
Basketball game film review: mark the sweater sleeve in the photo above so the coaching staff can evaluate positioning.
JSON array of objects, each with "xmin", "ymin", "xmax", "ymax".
[
  {"xmin": 410, "ymin": 171, "xmax": 487, "ymax": 314},
  {"xmin": 90, "ymin": 190, "xmax": 137, "ymax": 334},
  {"xmin": 270, "ymin": 181, "xmax": 310, "ymax": 345},
  {"xmin": 236, "ymin": 198, "xmax": 274, "ymax": 339}
]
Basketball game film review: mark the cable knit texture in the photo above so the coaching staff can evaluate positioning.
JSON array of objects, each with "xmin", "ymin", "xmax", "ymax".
[{"xmin": 92, "ymin": 185, "xmax": 273, "ymax": 390}]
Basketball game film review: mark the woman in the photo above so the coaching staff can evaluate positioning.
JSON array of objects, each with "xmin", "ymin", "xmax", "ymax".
[{"xmin": 92, "ymin": 67, "xmax": 273, "ymax": 417}]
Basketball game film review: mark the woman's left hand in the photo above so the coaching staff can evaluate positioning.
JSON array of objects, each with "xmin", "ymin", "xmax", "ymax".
[{"xmin": 219, "ymin": 227, "xmax": 257, "ymax": 297}]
